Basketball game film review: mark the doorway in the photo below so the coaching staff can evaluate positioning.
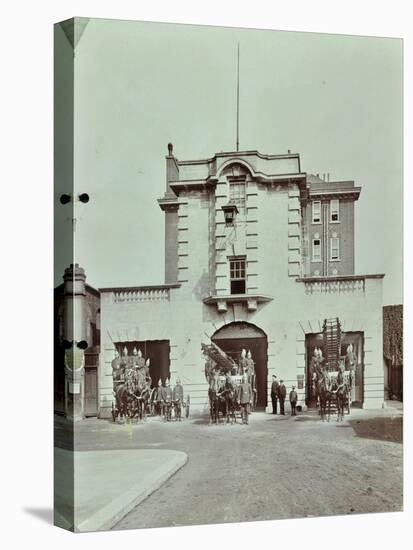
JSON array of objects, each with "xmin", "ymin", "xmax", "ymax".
[
  {"xmin": 212, "ymin": 322, "xmax": 268, "ymax": 410},
  {"xmin": 305, "ymin": 330, "xmax": 364, "ymax": 408},
  {"xmin": 115, "ymin": 340, "xmax": 170, "ymax": 387}
]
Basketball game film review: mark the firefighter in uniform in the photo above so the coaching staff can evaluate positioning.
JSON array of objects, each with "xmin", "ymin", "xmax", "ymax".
[
  {"xmin": 111, "ymin": 349, "xmax": 123, "ymax": 390},
  {"xmin": 161, "ymin": 378, "xmax": 173, "ymax": 421},
  {"xmin": 155, "ymin": 378, "xmax": 163, "ymax": 416},
  {"xmin": 289, "ymin": 386, "xmax": 298, "ymax": 416},
  {"xmin": 238, "ymin": 373, "xmax": 253, "ymax": 425},
  {"xmin": 278, "ymin": 379, "xmax": 287, "ymax": 415},
  {"xmin": 271, "ymin": 375, "xmax": 279, "ymax": 414},
  {"xmin": 173, "ymin": 378, "xmax": 184, "ymax": 420},
  {"xmin": 239, "ymin": 348, "xmax": 248, "ymax": 375}
]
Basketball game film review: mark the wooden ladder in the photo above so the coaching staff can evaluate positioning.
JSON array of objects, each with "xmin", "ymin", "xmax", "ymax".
[{"xmin": 323, "ymin": 317, "xmax": 341, "ymax": 371}]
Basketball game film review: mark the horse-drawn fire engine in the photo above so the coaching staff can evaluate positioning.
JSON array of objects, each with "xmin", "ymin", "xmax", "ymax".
[
  {"xmin": 202, "ymin": 337, "xmax": 257, "ymax": 424},
  {"xmin": 111, "ymin": 347, "xmax": 190, "ymax": 423},
  {"xmin": 312, "ymin": 318, "xmax": 354, "ymax": 421}
]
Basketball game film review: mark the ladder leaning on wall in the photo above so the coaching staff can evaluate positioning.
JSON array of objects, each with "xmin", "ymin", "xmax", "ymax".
[{"xmin": 322, "ymin": 317, "xmax": 341, "ymax": 371}]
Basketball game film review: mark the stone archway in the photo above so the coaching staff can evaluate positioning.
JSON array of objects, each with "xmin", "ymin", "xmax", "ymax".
[{"xmin": 212, "ymin": 322, "xmax": 268, "ymax": 410}]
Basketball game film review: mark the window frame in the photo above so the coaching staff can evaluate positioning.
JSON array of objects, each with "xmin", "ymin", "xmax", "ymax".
[
  {"xmin": 228, "ymin": 176, "xmax": 246, "ymax": 215},
  {"xmin": 312, "ymin": 201, "xmax": 321, "ymax": 224},
  {"xmin": 311, "ymin": 238, "xmax": 322, "ymax": 262},
  {"xmin": 330, "ymin": 236, "xmax": 340, "ymax": 261},
  {"xmin": 229, "ymin": 256, "xmax": 246, "ymax": 295},
  {"xmin": 330, "ymin": 199, "xmax": 340, "ymax": 223}
]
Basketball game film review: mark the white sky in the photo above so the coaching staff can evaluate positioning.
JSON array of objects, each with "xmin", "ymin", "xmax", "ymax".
[{"xmin": 62, "ymin": 18, "xmax": 402, "ymax": 305}]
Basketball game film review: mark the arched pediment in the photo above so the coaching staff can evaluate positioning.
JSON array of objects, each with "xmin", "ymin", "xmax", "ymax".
[
  {"xmin": 217, "ymin": 159, "xmax": 255, "ymax": 179},
  {"xmin": 212, "ymin": 321, "xmax": 267, "ymax": 340}
]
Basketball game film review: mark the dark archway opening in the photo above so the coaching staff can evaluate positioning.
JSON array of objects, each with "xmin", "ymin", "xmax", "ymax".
[
  {"xmin": 305, "ymin": 331, "xmax": 364, "ymax": 408},
  {"xmin": 212, "ymin": 322, "xmax": 268, "ymax": 410},
  {"xmin": 115, "ymin": 340, "xmax": 170, "ymax": 387}
]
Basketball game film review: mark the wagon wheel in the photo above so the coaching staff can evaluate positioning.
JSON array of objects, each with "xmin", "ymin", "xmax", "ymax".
[{"xmin": 185, "ymin": 395, "xmax": 190, "ymax": 418}]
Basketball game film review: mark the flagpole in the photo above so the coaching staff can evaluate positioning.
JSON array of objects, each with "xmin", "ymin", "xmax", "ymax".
[{"xmin": 236, "ymin": 43, "xmax": 240, "ymax": 152}]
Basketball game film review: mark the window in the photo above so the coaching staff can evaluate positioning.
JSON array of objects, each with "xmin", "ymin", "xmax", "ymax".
[
  {"xmin": 229, "ymin": 257, "xmax": 246, "ymax": 294},
  {"xmin": 312, "ymin": 239, "xmax": 321, "ymax": 262},
  {"xmin": 312, "ymin": 201, "xmax": 321, "ymax": 224},
  {"xmin": 229, "ymin": 178, "xmax": 246, "ymax": 214},
  {"xmin": 330, "ymin": 199, "xmax": 340, "ymax": 222},
  {"xmin": 330, "ymin": 237, "xmax": 340, "ymax": 260}
]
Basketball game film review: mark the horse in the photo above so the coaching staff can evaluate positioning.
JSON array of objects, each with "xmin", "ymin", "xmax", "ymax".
[
  {"xmin": 132, "ymin": 368, "xmax": 151, "ymax": 421},
  {"xmin": 221, "ymin": 374, "xmax": 237, "ymax": 424},
  {"xmin": 334, "ymin": 371, "xmax": 348, "ymax": 422},
  {"xmin": 113, "ymin": 378, "xmax": 135, "ymax": 422},
  {"xmin": 208, "ymin": 372, "xmax": 227, "ymax": 424},
  {"xmin": 315, "ymin": 371, "xmax": 332, "ymax": 421}
]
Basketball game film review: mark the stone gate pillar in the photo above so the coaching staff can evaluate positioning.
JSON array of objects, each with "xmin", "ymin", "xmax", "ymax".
[{"xmin": 62, "ymin": 263, "xmax": 87, "ymax": 421}]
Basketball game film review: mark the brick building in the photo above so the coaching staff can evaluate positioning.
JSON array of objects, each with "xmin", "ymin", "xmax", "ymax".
[{"xmin": 95, "ymin": 144, "xmax": 385, "ymax": 417}]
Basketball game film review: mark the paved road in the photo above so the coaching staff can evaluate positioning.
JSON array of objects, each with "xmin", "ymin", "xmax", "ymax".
[{"xmin": 55, "ymin": 408, "xmax": 403, "ymax": 530}]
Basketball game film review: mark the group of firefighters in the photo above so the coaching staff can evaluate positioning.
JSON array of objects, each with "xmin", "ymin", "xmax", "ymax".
[
  {"xmin": 111, "ymin": 346, "xmax": 186, "ymax": 421},
  {"xmin": 112, "ymin": 343, "xmax": 356, "ymax": 422}
]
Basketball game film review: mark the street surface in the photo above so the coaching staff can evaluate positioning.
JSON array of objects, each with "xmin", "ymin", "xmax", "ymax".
[{"xmin": 55, "ymin": 406, "xmax": 403, "ymax": 530}]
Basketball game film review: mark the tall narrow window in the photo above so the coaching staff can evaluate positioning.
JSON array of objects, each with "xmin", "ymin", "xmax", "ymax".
[
  {"xmin": 229, "ymin": 178, "xmax": 246, "ymax": 214},
  {"xmin": 312, "ymin": 239, "xmax": 321, "ymax": 262},
  {"xmin": 330, "ymin": 237, "xmax": 340, "ymax": 260},
  {"xmin": 330, "ymin": 199, "xmax": 340, "ymax": 222},
  {"xmin": 312, "ymin": 201, "xmax": 321, "ymax": 224},
  {"xmin": 229, "ymin": 257, "xmax": 246, "ymax": 294}
]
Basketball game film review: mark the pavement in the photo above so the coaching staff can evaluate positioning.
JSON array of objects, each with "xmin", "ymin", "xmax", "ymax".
[
  {"xmin": 54, "ymin": 402, "xmax": 403, "ymax": 531},
  {"xmin": 54, "ymin": 447, "xmax": 187, "ymax": 532}
]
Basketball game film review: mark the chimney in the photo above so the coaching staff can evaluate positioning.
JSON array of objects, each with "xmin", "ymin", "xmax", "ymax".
[
  {"xmin": 164, "ymin": 143, "xmax": 179, "ymax": 284},
  {"xmin": 165, "ymin": 142, "xmax": 179, "ymax": 197}
]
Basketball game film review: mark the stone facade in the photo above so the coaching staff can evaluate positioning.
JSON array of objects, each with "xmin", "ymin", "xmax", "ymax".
[{"xmin": 98, "ymin": 146, "xmax": 385, "ymax": 417}]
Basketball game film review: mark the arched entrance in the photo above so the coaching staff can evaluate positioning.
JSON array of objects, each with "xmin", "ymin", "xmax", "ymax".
[{"xmin": 212, "ymin": 322, "xmax": 268, "ymax": 410}]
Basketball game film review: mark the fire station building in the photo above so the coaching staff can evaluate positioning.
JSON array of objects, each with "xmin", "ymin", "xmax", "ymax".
[{"xmin": 95, "ymin": 144, "xmax": 384, "ymax": 417}]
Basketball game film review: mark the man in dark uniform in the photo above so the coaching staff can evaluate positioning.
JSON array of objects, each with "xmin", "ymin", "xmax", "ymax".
[
  {"xmin": 278, "ymin": 379, "xmax": 286, "ymax": 415},
  {"xmin": 155, "ymin": 378, "xmax": 163, "ymax": 416},
  {"xmin": 289, "ymin": 385, "xmax": 298, "ymax": 416},
  {"xmin": 161, "ymin": 378, "xmax": 173, "ymax": 421},
  {"xmin": 130, "ymin": 347, "xmax": 138, "ymax": 368},
  {"xmin": 111, "ymin": 349, "xmax": 123, "ymax": 390},
  {"xmin": 144, "ymin": 358, "xmax": 152, "ymax": 386},
  {"xmin": 173, "ymin": 378, "xmax": 184, "ymax": 421},
  {"xmin": 238, "ymin": 373, "xmax": 253, "ymax": 425},
  {"xmin": 271, "ymin": 375, "xmax": 279, "ymax": 414},
  {"xmin": 239, "ymin": 348, "xmax": 248, "ymax": 375},
  {"xmin": 120, "ymin": 346, "xmax": 130, "ymax": 371}
]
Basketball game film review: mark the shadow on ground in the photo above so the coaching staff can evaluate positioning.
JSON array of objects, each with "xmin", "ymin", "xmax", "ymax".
[
  {"xmin": 349, "ymin": 417, "xmax": 403, "ymax": 444},
  {"xmin": 23, "ymin": 507, "xmax": 53, "ymax": 525}
]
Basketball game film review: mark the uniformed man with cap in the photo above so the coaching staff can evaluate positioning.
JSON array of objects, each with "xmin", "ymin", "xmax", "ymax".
[
  {"xmin": 289, "ymin": 385, "xmax": 298, "ymax": 416},
  {"xmin": 173, "ymin": 378, "xmax": 184, "ymax": 421},
  {"xmin": 155, "ymin": 378, "xmax": 163, "ymax": 416},
  {"xmin": 238, "ymin": 373, "xmax": 253, "ymax": 425},
  {"xmin": 278, "ymin": 379, "xmax": 287, "ymax": 415},
  {"xmin": 161, "ymin": 378, "xmax": 173, "ymax": 421},
  {"xmin": 111, "ymin": 348, "xmax": 123, "ymax": 390},
  {"xmin": 271, "ymin": 375, "xmax": 279, "ymax": 414},
  {"xmin": 144, "ymin": 358, "xmax": 152, "ymax": 386},
  {"xmin": 239, "ymin": 348, "xmax": 248, "ymax": 375}
]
